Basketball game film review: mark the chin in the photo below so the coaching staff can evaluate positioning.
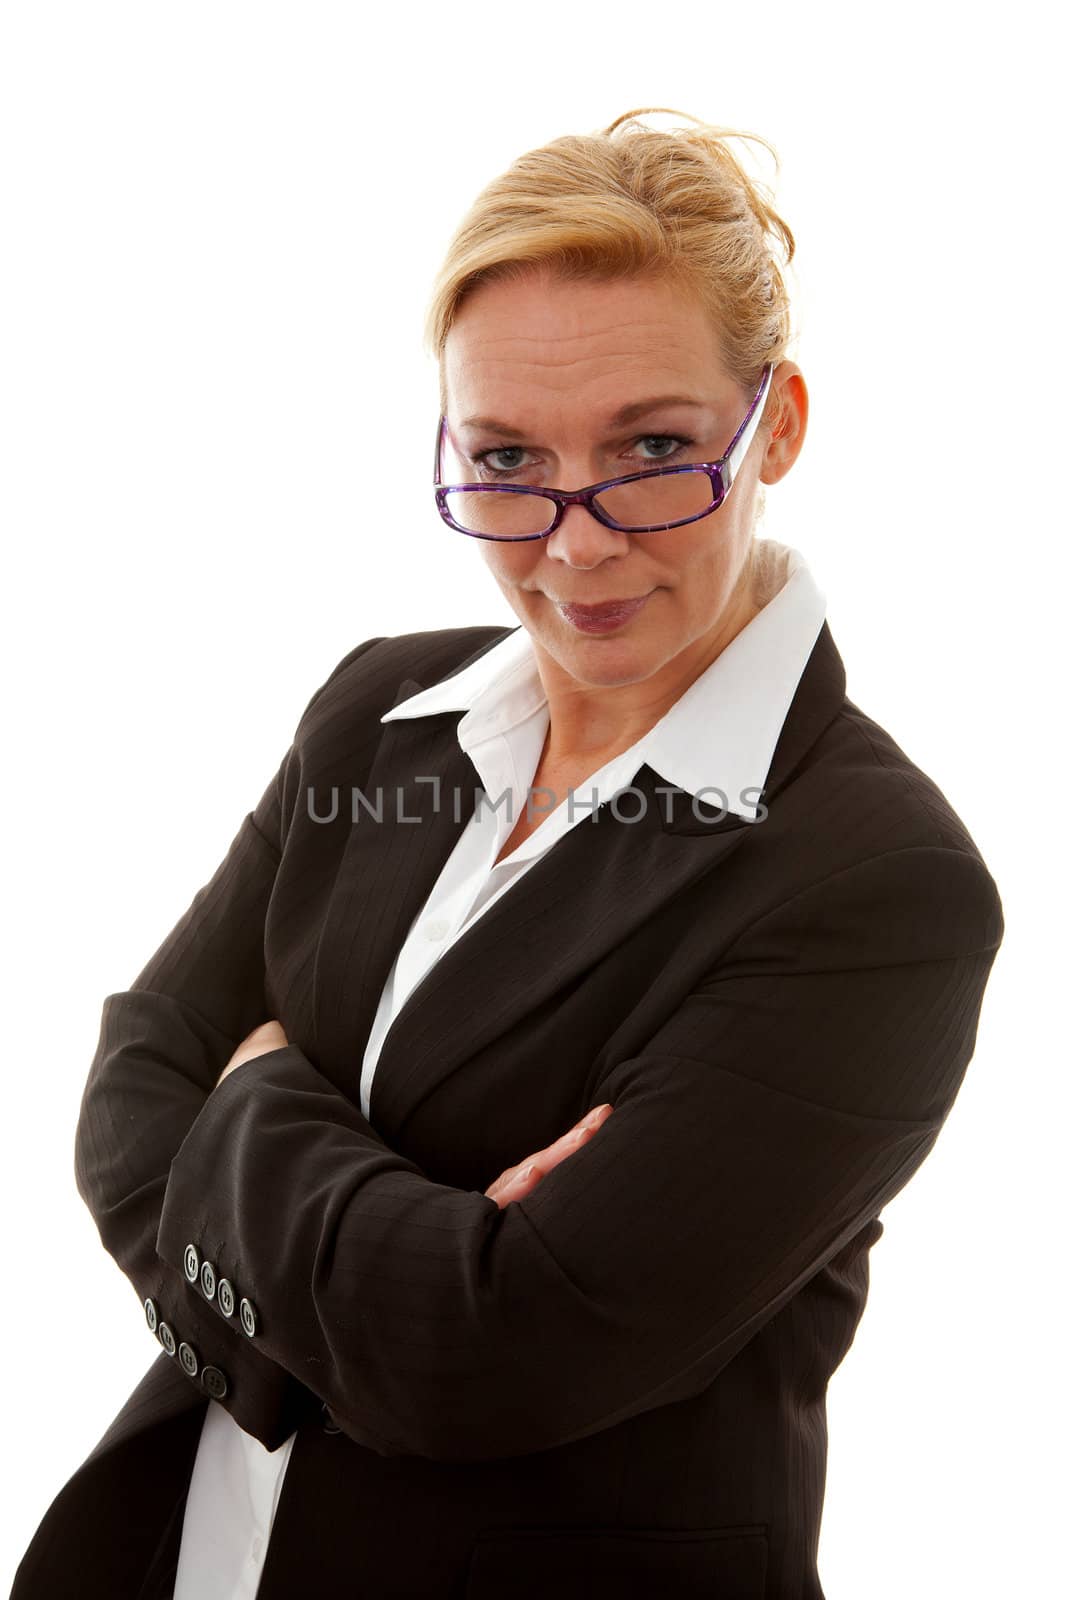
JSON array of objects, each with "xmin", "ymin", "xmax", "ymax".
[{"xmin": 556, "ymin": 636, "xmax": 665, "ymax": 685}]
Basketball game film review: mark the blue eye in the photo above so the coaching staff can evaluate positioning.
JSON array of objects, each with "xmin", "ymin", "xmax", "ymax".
[
  {"xmin": 471, "ymin": 435, "xmax": 696, "ymax": 481},
  {"xmin": 635, "ymin": 435, "xmax": 695, "ymax": 461},
  {"xmin": 474, "ymin": 446, "xmax": 527, "ymax": 475}
]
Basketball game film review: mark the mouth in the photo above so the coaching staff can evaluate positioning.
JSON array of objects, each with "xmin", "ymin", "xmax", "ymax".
[{"xmin": 554, "ymin": 592, "xmax": 655, "ymax": 634}]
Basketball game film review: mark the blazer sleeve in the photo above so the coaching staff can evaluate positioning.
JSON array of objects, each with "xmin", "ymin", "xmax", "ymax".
[
  {"xmin": 151, "ymin": 836, "xmax": 1005, "ymax": 1462},
  {"xmin": 74, "ymin": 635, "xmax": 386, "ymax": 1449}
]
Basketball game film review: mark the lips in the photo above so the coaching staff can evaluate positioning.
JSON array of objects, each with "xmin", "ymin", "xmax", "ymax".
[{"xmin": 555, "ymin": 592, "xmax": 653, "ymax": 633}]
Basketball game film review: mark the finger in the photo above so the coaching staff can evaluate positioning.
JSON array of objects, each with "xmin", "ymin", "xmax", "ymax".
[
  {"xmin": 501, "ymin": 1117, "xmax": 604, "ymax": 1195},
  {"xmin": 486, "ymin": 1105, "xmax": 614, "ymax": 1204},
  {"xmin": 487, "ymin": 1162, "xmax": 542, "ymax": 1207},
  {"xmin": 491, "ymin": 1182, "xmax": 536, "ymax": 1210},
  {"xmin": 530, "ymin": 1104, "xmax": 613, "ymax": 1171},
  {"xmin": 497, "ymin": 1124, "xmax": 595, "ymax": 1197}
]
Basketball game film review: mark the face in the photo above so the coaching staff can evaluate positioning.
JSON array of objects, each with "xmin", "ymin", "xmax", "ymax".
[{"xmin": 442, "ymin": 267, "xmax": 807, "ymax": 750}]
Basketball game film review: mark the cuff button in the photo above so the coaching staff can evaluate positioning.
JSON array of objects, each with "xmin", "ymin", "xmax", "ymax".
[
  {"xmin": 217, "ymin": 1278, "xmax": 236, "ymax": 1318},
  {"xmin": 199, "ymin": 1260, "xmax": 217, "ymax": 1300},
  {"xmin": 183, "ymin": 1243, "xmax": 200, "ymax": 1283},
  {"xmin": 158, "ymin": 1322, "xmax": 176, "ymax": 1356},
  {"xmin": 239, "ymin": 1297, "xmax": 258, "ymax": 1339},
  {"xmin": 202, "ymin": 1365, "xmax": 229, "ymax": 1399},
  {"xmin": 144, "ymin": 1297, "xmax": 159, "ymax": 1335},
  {"xmin": 178, "ymin": 1342, "xmax": 199, "ymax": 1378}
]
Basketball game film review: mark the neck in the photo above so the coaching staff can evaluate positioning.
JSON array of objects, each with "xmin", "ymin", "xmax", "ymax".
[{"xmin": 532, "ymin": 572, "xmax": 763, "ymax": 765}]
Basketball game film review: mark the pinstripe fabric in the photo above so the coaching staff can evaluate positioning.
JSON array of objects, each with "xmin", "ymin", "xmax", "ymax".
[
  {"xmin": 13, "ymin": 615, "xmax": 1004, "ymax": 1600},
  {"xmin": 173, "ymin": 543, "xmax": 829, "ymax": 1598}
]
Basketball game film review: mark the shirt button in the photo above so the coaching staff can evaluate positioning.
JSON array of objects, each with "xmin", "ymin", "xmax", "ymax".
[
  {"xmin": 251, "ymin": 1536, "xmax": 264, "ymax": 1563},
  {"xmin": 424, "ymin": 918, "xmax": 449, "ymax": 941}
]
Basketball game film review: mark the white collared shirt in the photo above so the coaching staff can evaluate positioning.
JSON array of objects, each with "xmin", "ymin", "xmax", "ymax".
[{"xmin": 172, "ymin": 539, "xmax": 827, "ymax": 1599}]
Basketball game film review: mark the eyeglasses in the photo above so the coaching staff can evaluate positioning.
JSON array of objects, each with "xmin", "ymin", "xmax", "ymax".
[{"xmin": 433, "ymin": 363, "xmax": 774, "ymax": 541}]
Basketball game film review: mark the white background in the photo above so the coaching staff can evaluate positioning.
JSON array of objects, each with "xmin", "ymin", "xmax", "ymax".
[{"xmin": 1, "ymin": 3, "xmax": 1060, "ymax": 1593}]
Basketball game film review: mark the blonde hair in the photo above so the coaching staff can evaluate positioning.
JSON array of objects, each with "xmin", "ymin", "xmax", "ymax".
[{"xmin": 423, "ymin": 106, "xmax": 797, "ymax": 437}]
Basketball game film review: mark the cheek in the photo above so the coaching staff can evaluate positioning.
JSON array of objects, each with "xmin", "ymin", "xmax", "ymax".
[
  {"xmin": 660, "ymin": 530, "xmax": 744, "ymax": 607},
  {"xmin": 480, "ymin": 544, "xmax": 542, "ymax": 588},
  {"xmin": 661, "ymin": 529, "xmax": 724, "ymax": 582}
]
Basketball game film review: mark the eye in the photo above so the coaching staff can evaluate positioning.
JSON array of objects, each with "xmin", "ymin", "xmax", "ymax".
[
  {"xmin": 632, "ymin": 434, "xmax": 695, "ymax": 463},
  {"xmin": 472, "ymin": 446, "xmax": 529, "ymax": 477},
  {"xmin": 470, "ymin": 434, "xmax": 697, "ymax": 482}
]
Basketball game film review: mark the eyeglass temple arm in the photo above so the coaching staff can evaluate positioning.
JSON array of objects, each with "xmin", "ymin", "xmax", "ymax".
[
  {"xmin": 434, "ymin": 414, "xmax": 449, "ymax": 487},
  {"xmin": 720, "ymin": 363, "xmax": 775, "ymax": 490}
]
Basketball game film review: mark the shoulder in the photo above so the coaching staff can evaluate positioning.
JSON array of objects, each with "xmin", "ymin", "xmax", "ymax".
[
  {"xmin": 284, "ymin": 626, "xmax": 513, "ymax": 779},
  {"xmin": 733, "ymin": 618, "xmax": 1003, "ymax": 960},
  {"xmin": 759, "ymin": 689, "xmax": 1005, "ymax": 959},
  {"xmin": 769, "ymin": 619, "xmax": 986, "ymax": 862},
  {"xmin": 816, "ymin": 693, "xmax": 986, "ymax": 857},
  {"xmin": 298, "ymin": 625, "xmax": 510, "ymax": 727}
]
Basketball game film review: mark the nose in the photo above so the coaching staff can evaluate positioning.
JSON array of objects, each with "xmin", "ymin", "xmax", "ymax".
[{"xmin": 543, "ymin": 499, "xmax": 630, "ymax": 566}]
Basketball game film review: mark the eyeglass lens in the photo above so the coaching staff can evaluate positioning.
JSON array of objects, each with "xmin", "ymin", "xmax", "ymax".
[{"xmin": 442, "ymin": 470, "xmax": 719, "ymax": 537}]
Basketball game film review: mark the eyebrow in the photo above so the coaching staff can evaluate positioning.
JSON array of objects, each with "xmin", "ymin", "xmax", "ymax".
[{"xmin": 457, "ymin": 395, "xmax": 711, "ymax": 437}]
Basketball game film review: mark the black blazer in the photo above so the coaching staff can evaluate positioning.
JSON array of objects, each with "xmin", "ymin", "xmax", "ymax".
[{"xmin": 14, "ymin": 619, "xmax": 1004, "ymax": 1600}]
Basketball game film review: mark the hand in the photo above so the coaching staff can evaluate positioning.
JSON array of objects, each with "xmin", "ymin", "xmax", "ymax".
[
  {"xmin": 216, "ymin": 1020, "xmax": 289, "ymax": 1088},
  {"xmin": 485, "ymin": 1102, "xmax": 613, "ymax": 1210}
]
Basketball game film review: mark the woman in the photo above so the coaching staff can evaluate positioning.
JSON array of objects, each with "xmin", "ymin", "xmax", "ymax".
[{"xmin": 14, "ymin": 107, "xmax": 1004, "ymax": 1599}]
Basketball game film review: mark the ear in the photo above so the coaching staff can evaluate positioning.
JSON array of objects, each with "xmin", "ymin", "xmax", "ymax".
[{"xmin": 759, "ymin": 363, "xmax": 808, "ymax": 486}]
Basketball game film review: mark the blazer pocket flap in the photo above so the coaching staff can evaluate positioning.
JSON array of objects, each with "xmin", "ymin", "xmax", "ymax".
[{"xmin": 465, "ymin": 1523, "xmax": 769, "ymax": 1598}]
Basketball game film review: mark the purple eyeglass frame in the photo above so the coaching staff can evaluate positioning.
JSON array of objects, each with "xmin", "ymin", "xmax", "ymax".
[{"xmin": 433, "ymin": 362, "xmax": 775, "ymax": 541}]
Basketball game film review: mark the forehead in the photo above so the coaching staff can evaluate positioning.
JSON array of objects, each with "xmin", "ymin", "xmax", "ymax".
[{"xmin": 443, "ymin": 269, "xmax": 729, "ymax": 419}]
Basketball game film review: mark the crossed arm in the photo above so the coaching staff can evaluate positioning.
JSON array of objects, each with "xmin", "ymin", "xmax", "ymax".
[
  {"xmin": 218, "ymin": 1018, "xmax": 613, "ymax": 1205},
  {"xmin": 76, "ymin": 710, "xmax": 1003, "ymax": 1461}
]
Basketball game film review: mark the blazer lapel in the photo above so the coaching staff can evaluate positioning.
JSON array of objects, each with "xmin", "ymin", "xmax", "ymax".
[{"xmin": 313, "ymin": 620, "xmax": 846, "ymax": 1139}]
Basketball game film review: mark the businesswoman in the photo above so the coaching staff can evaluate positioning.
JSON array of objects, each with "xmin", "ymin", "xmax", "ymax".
[{"xmin": 14, "ymin": 107, "xmax": 1004, "ymax": 1599}]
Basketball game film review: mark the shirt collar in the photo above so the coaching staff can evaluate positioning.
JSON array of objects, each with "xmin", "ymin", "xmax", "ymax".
[{"xmin": 381, "ymin": 541, "xmax": 827, "ymax": 820}]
